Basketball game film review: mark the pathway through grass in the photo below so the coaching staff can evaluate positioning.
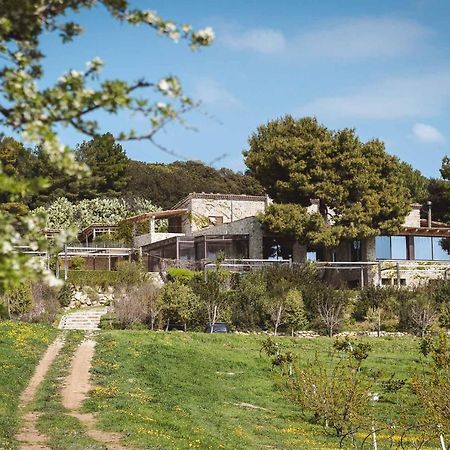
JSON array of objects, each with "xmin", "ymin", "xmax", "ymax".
[{"xmin": 0, "ymin": 322, "xmax": 57, "ymax": 449}]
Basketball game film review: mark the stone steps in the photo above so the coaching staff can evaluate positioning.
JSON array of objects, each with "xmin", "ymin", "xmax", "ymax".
[{"xmin": 59, "ymin": 307, "xmax": 108, "ymax": 331}]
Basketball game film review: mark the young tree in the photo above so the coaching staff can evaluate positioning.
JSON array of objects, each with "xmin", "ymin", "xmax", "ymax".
[
  {"xmin": 191, "ymin": 268, "xmax": 232, "ymax": 329},
  {"xmin": 316, "ymin": 289, "xmax": 348, "ymax": 337},
  {"xmin": 0, "ymin": 1, "xmax": 214, "ymax": 292},
  {"xmin": 244, "ymin": 116, "xmax": 411, "ymax": 249},
  {"xmin": 284, "ymin": 289, "xmax": 308, "ymax": 336},
  {"xmin": 161, "ymin": 280, "xmax": 200, "ymax": 331},
  {"xmin": 409, "ymin": 294, "xmax": 438, "ymax": 337}
]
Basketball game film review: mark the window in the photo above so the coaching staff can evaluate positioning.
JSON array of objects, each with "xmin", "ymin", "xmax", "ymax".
[
  {"xmin": 391, "ymin": 236, "xmax": 407, "ymax": 260},
  {"xmin": 414, "ymin": 236, "xmax": 432, "ymax": 260},
  {"xmin": 351, "ymin": 240, "xmax": 362, "ymax": 261},
  {"xmin": 375, "ymin": 236, "xmax": 390, "ymax": 259},
  {"xmin": 263, "ymin": 237, "xmax": 293, "ymax": 260},
  {"xmin": 432, "ymin": 237, "xmax": 450, "ymax": 261},
  {"xmin": 307, "ymin": 251, "xmax": 317, "ymax": 262},
  {"xmin": 208, "ymin": 216, "xmax": 223, "ymax": 226},
  {"xmin": 375, "ymin": 236, "xmax": 407, "ymax": 260}
]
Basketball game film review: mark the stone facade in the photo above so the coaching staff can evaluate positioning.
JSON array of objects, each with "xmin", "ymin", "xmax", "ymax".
[
  {"xmin": 403, "ymin": 203, "xmax": 421, "ymax": 227},
  {"xmin": 173, "ymin": 193, "xmax": 268, "ymax": 235},
  {"xmin": 193, "ymin": 216, "xmax": 264, "ymax": 259}
]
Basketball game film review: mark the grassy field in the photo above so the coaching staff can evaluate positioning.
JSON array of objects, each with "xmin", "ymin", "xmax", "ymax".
[
  {"xmin": 85, "ymin": 331, "xmax": 438, "ymax": 450},
  {"xmin": 0, "ymin": 321, "xmax": 57, "ymax": 450}
]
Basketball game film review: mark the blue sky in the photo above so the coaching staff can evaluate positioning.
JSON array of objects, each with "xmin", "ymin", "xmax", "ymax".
[{"xmin": 41, "ymin": 0, "xmax": 450, "ymax": 176}]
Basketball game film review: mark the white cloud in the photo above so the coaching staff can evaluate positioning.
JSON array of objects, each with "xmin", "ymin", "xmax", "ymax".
[
  {"xmin": 295, "ymin": 17, "xmax": 431, "ymax": 59},
  {"xmin": 220, "ymin": 27, "xmax": 287, "ymax": 54},
  {"xmin": 297, "ymin": 71, "xmax": 450, "ymax": 120},
  {"xmin": 412, "ymin": 123, "xmax": 445, "ymax": 143},
  {"xmin": 193, "ymin": 78, "xmax": 241, "ymax": 108}
]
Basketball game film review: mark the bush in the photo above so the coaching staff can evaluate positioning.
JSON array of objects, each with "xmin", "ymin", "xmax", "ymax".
[
  {"xmin": 67, "ymin": 262, "xmax": 146, "ymax": 287},
  {"xmin": 166, "ymin": 267, "xmax": 198, "ymax": 284},
  {"xmin": 160, "ymin": 280, "xmax": 201, "ymax": 331},
  {"xmin": 1, "ymin": 283, "xmax": 32, "ymax": 317},
  {"xmin": 113, "ymin": 280, "xmax": 162, "ymax": 329},
  {"xmin": 21, "ymin": 282, "xmax": 60, "ymax": 324},
  {"xmin": 58, "ymin": 283, "xmax": 73, "ymax": 307},
  {"xmin": 70, "ymin": 256, "xmax": 86, "ymax": 270}
]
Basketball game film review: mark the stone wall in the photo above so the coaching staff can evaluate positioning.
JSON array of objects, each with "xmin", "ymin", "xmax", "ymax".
[
  {"xmin": 193, "ymin": 217, "xmax": 264, "ymax": 259},
  {"xmin": 403, "ymin": 203, "xmax": 421, "ymax": 227},
  {"xmin": 183, "ymin": 197, "xmax": 267, "ymax": 235}
]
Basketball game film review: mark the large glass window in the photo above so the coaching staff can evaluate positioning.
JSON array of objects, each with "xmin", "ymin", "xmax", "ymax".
[
  {"xmin": 375, "ymin": 236, "xmax": 391, "ymax": 259},
  {"xmin": 414, "ymin": 236, "xmax": 433, "ymax": 260},
  {"xmin": 263, "ymin": 237, "xmax": 293, "ymax": 260},
  {"xmin": 433, "ymin": 237, "xmax": 450, "ymax": 261},
  {"xmin": 391, "ymin": 236, "xmax": 407, "ymax": 259},
  {"xmin": 375, "ymin": 236, "xmax": 407, "ymax": 260}
]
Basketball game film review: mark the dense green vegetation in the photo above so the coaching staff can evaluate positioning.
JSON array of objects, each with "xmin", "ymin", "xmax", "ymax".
[
  {"xmin": 125, "ymin": 160, "xmax": 265, "ymax": 209},
  {"xmin": 85, "ymin": 331, "xmax": 442, "ymax": 450},
  {"xmin": 0, "ymin": 135, "xmax": 265, "ymax": 212},
  {"xmin": 0, "ymin": 322, "xmax": 57, "ymax": 449}
]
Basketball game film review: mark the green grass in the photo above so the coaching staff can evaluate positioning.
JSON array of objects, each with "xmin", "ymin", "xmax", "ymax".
[
  {"xmin": 0, "ymin": 321, "xmax": 57, "ymax": 450},
  {"xmin": 33, "ymin": 331, "xmax": 105, "ymax": 450},
  {"xmin": 85, "ymin": 332, "xmax": 437, "ymax": 450}
]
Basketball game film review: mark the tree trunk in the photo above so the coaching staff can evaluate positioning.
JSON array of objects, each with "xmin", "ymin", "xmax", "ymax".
[
  {"xmin": 274, "ymin": 305, "xmax": 283, "ymax": 336},
  {"xmin": 165, "ymin": 317, "xmax": 170, "ymax": 332}
]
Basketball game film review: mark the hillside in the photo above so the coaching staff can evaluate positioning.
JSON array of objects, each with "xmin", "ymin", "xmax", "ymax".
[{"xmin": 124, "ymin": 160, "xmax": 265, "ymax": 209}]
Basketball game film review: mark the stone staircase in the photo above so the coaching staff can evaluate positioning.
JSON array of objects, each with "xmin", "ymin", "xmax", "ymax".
[{"xmin": 59, "ymin": 307, "xmax": 108, "ymax": 331}]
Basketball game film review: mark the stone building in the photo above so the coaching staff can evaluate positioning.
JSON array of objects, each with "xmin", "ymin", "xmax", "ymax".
[{"xmin": 131, "ymin": 193, "xmax": 450, "ymax": 286}]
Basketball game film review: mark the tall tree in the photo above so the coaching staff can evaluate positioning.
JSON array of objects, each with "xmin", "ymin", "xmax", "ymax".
[
  {"xmin": 75, "ymin": 133, "xmax": 129, "ymax": 199},
  {"xmin": 125, "ymin": 160, "xmax": 264, "ymax": 209},
  {"xmin": 0, "ymin": 137, "xmax": 36, "ymax": 214},
  {"xmin": 244, "ymin": 116, "xmax": 411, "ymax": 248},
  {"xmin": 428, "ymin": 156, "xmax": 450, "ymax": 224}
]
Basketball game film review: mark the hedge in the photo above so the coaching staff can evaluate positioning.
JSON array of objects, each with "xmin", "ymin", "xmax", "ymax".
[{"xmin": 67, "ymin": 270, "xmax": 140, "ymax": 287}]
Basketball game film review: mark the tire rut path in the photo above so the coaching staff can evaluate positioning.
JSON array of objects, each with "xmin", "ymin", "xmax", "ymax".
[
  {"xmin": 16, "ymin": 336, "xmax": 65, "ymax": 450},
  {"xmin": 62, "ymin": 338, "xmax": 130, "ymax": 450}
]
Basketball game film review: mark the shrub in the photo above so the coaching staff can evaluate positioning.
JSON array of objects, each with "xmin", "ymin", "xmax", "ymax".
[
  {"xmin": 190, "ymin": 268, "xmax": 233, "ymax": 326},
  {"xmin": 354, "ymin": 286, "xmax": 398, "ymax": 322},
  {"xmin": 57, "ymin": 283, "xmax": 73, "ymax": 307},
  {"xmin": 315, "ymin": 287, "xmax": 349, "ymax": 337},
  {"xmin": 113, "ymin": 280, "xmax": 162, "ymax": 329},
  {"xmin": 290, "ymin": 350, "xmax": 373, "ymax": 437},
  {"xmin": 166, "ymin": 267, "xmax": 198, "ymax": 285},
  {"xmin": 70, "ymin": 256, "xmax": 86, "ymax": 270},
  {"xmin": 21, "ymin": 282, "xmax": 60, "ymax": 324},
  {"xmin": 160, "ymin": 280, "xmax": 201, "ymax": 331},
  {"xmin": 398, "ymin": 288, "xmax": 438, "ymax": 336},
  {"xmin": 230, "ymin": 271, "xmax": 268, "ymax": 330},
  {"xmin": 67, "ymin": 262, "xmax": 146, "ymax": 287},
  {"xmin": 1, "ymin": 283, "xmax": 32, "ymax": 317}
]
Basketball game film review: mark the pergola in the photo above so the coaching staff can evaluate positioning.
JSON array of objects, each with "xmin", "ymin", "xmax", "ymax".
[{"xmin": 123, "ymin": 208, "xmax": 188, "ymax": 234}]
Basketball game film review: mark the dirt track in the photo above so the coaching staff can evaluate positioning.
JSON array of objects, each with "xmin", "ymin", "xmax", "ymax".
[
  {"xmin": 61, "ymin": 338, "xmax": 129, "ymax": 450},
  {"xmin": 16, "ymin": 337, "xmax": 64, "ymax": 450}
]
